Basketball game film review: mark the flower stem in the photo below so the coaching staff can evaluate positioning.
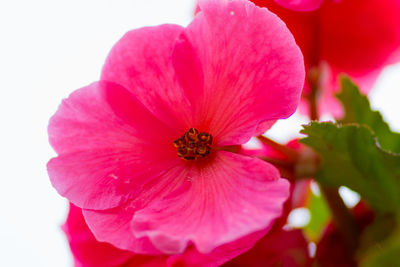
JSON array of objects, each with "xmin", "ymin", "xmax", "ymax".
[
  {"xmin": 320, "ymin": 186, "xmax": 359, "ymax": 254},
  {"xmin": 258, "ymin": 156, "xmax": 294, "ymax": 179},
  {"xmin": 307, "ymin": 66, "xmax": 359, "ymax": 256},
  {"xmin": 306, "ymin": 67, "xmax": 321, "ymax": 121},
  {"xmin": 256, "ymin": 135, "xmax": 299, "ymax": 162}
]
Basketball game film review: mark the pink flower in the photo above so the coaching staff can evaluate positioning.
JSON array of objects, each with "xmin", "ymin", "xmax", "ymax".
[
  {"xmin": 48, "ymin": 0, "xmax": 304, "ymax": 255},
  {"xmin": 253, "ymin": 0, "xmax": 400, "ymax": 116},
  {"xmin": 63, "ymin": 203, "xmax": 271, "ymax": 267}
]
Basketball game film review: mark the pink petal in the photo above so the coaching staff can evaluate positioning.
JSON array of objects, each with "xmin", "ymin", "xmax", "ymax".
[
  {"xmin": 254, "ymin": 120, "xmax": 276, "ymax": 136},
  {"xmin": 131, "ymin": 151, "xmax": 290, "ymax": 254},
  {"xmin": 254, "ymin": 0, "xmax": 400, "ymax": 117},
  {"xmin": 83, "ymin": 163, "xmax": 190, "ymax": 254},
  {"xmin": 67, "ymin": 202, "xmax": 263, "ymax": 267},
  {"xmin": 316, "ymin": 66, "xmax": 382, "ymax": 118},
  {"xmin": 167, "ymin": 229, "xmax": 269, "ymax": 267},
  {"xmin": 274, "ymin": 0, "xmax": 324, "ymax": 11},
  {"xmin": 48, "ymin": 81, "xmax": 179, "ymax": 209},
  {"xmin": 176, "ymin": 0, "xmax": 304, "ymax": 146},
  {"xmin": 101, "ymin": 24, "xmax": 193, "ymax": 132},
  {"xmin": 83, "ymin": 205, "xmax": 162, "ymax": 255},
  {"xmin": 252, "ymin": 0, "xmax": 320, "ymax": 69},
  {"xmin": 62, "ymin": 203, "xmax": 135, "ymax": 267}
]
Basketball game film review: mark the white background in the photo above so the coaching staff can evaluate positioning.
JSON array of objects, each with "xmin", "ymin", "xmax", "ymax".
[{"xmin": 0, "ymin": 1, "xmax": 399, "ymax": 266}]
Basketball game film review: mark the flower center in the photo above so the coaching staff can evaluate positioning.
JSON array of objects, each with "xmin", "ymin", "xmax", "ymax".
[{"xmin": 173, "ymin": 128, "xmax": 212, "ymax": 160}]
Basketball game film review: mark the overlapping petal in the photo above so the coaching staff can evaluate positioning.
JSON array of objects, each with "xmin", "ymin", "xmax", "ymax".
[
  {"xmin": 255, "ymin": 0, "xmax": 400, "ymax": 74},
  {"xmin": 48, "ymin": 81, "xmax": 179, "ymax": 209},
  {"xmin": 131, "ymin": 152, "xmax": 290, "ymax": 254},
  {"xmin": 252, "ymin": 0, "xmax": 400, "ymax": 116},
  {"xmin": 251, "ymin": 0, "xmax": 320, "ymax": 68},
  {"xmin": 63, "ymin": 203, "xmax": 137, "ymax": 267},
  {"xmin": 65, "ymin": 203, "xmax": 273, "ymax": 267},
  {"xmin": 101, "ymin": 24, "xmax": 192, "ymax": 132},
  {"xmin": 83, "ymin": 205, "xmax": 162, "ymax": 255},
  {"xmin": 177, "ymin": 0, "xmax": 304, "ymax": 145},
  {"xmin": 83, "ymin": 163, "xmax": 189, "ymax": 254},
  {"xmin": 167, "ymin": 229, "xmax": 269, "ymax": 267}
]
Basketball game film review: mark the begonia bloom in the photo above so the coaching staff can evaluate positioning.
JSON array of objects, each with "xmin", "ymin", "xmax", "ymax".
[
  {"xmin": 252, "ymin": 0, "xmax": 400, "ymax": 116},
  {"xmin": 48, "ymin": 0, "xmax": 304, "ymax": 255}
]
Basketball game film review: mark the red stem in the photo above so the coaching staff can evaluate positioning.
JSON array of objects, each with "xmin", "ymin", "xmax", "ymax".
[{"xmin": 256, "ymin": 135, "xmax": 299, "ymax": 162}]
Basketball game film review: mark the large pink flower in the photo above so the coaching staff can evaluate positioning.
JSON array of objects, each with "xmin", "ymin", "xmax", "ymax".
[
  {"xmin": 48, "ymin": 0, "xmax": 304, "ymax": 255},
  {"xmin": 253, "ymin": 0, "xmax": 400, "ymax": 116}
]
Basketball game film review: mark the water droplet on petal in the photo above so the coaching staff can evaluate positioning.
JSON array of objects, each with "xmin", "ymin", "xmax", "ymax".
[{"xmin": 109, "ymin": 174, "xmax": 118, "ymax": 180}]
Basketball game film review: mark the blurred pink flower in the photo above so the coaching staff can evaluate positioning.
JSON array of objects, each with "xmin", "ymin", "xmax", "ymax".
[
  {"xmin": 48, "ymin": 0, "xmax": 304, "ymax": 255},
  {"xmin": 223, "ymin": 227, "xmax": 312, "ymax": 267},
  {"xmin": 253, "ymin": 0, "xmax": 400, "ymax": 116}
]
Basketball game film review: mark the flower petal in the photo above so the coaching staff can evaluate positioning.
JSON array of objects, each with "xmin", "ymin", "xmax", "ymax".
[
  {"xmin": 274, "ymin": 0, "xmax": 324, "ymax": 11},
  {"xmin": 83, "ymin": 163, "xmax": 190, "ymax": 254},
  {"xmin": 101, "ymin": 24, "xmax": 193, "ymax": 131},
  {"xmin": 48, "ymin": 81, "xmax": 178, "ymax": 210},
  {"xmin": 254, "ymin": 120, "xmax": 276, "ymax": 136},
  {"xmin": 252, "ymin": 0, "xmax": 320, "ymax": 69},
  {"xmin": 177, "ymin": 0, "xmax": 304, "ymax": 146},
  {"xmin": 131, "ymin": 151, "xmax": 290, "ymax": 254},
  {"xmin": 83, "ymin": 205, "xmax": 162, "ymax": 255},
  {"xmin": 63, "ymin": 203, "xmax": 135, "ymax": 267},
  {"xmin": 167, "ymin": 229, "xmax": 269, "ymax": 267}
]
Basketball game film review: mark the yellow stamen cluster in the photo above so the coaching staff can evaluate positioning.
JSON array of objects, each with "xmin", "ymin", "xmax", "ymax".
[{"xmin": 173, "ymin": 128, "xmax": 212, "ymax": 160}]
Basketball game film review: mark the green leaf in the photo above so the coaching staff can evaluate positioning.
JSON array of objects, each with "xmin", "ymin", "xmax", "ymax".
[
  {"xmin": 300, "ymin": 122, "xmax": 400, "ymax": 212},
  {"xmin": 304, "ymin": 191, "xmax": 331, "ymax": 242},
  {"xmin": 360, "ymin": 226, "xmax": 400, "ymax": 267},
  {"xmin": 358, "ymin": 213, "xmax": 397, "ymax": 255},
  {"xmin": 337, "ymin": 76, "xmax": 400, "ymax": 153}
]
